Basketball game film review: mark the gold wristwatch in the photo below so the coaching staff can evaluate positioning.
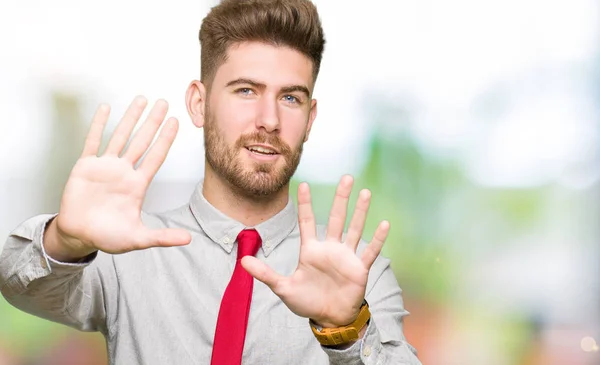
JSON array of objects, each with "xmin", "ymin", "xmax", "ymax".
[{"xmin": 309, "ymin": 299, "xmax": 371, "ymax": 346}]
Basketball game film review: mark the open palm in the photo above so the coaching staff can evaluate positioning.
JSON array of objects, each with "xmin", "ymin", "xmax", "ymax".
[
  {"xmin": 242, "ymin": 175, "xmax": 389, "ymax": 327},
  {"xmin": 54, "ymin": 96, "xmax": 191, "ymax": 258}
]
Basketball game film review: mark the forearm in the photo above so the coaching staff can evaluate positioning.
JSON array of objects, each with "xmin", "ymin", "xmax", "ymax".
[{"xmin": 0, "ymin": 214, "xmax": 107, "ymax": 333}]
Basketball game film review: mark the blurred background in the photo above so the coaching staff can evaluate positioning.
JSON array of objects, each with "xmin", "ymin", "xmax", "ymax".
[{"xmin": 1, "ymin": 0, "xmax": 599, "ymax": 364}]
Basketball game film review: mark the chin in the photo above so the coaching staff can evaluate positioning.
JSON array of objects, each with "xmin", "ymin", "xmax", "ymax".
[{"xmin": 236, "ymin": 170, "xmax": 291, "ymax": 198}]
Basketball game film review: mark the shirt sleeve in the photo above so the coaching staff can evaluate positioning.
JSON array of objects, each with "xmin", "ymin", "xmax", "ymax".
[
  {"xmin": 0, "ymin": 214, "xmax": 117, "ymax": 336},
  {"xmin": 320, "ymin": 244, "xmax": 422, "ymax": 365}
]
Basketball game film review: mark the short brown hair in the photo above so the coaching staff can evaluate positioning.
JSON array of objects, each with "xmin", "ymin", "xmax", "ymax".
[{"xmin": 199, "ymin": 0, "xmax": 325, "ymax": 89}]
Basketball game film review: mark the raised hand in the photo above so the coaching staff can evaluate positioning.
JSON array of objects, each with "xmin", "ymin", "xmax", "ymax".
[
  {"xmin": 242, "ymin": 175, "xmax": 389, "ymax": 328},
  {"xmin": 45, "ymin": 96, "xmax": 191, "ymax": 261}
]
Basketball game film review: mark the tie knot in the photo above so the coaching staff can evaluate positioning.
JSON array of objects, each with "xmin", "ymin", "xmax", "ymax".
[{"xmin": 236, "ymin": 229, "xmax": 261, "ymax": 259}]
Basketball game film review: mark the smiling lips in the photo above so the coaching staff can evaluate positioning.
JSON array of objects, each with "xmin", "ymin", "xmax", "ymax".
[{"xmin": 245, "ymin": 144, "xmax": 279, "ymax": 156}]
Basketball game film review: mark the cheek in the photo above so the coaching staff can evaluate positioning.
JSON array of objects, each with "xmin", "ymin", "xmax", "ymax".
[
  {"xmin": 213, "ymin": 98, "xmax": 255, "ymax": 142},
  {"xmin": 280, "ymin": 108, "xmax": 310, "ymax": 146}
]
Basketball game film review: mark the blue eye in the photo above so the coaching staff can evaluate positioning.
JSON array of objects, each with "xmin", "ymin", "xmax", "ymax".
[
  {"xmin": 237, "ymin": 88, "xmax": 254, "ymax": 96},
  {"xmin": 283, "ymin": 95, "xmax": 299, "ymax": 104}
]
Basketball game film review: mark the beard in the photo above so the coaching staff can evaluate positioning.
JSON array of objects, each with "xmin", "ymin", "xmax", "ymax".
[{"xmin": 203, "ymin": 106, "xmax": 304, "ymax": 199}]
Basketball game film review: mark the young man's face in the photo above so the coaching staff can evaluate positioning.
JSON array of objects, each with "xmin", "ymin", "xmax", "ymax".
[{"xmin": 189, "ymin": 41, "xmax": 318, "ymax": 197}]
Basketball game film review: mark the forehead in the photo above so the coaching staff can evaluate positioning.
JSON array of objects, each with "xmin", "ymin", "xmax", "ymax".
[{"xmin": 213, "ymin": 41, "xmax": 315, "ymax": 90}]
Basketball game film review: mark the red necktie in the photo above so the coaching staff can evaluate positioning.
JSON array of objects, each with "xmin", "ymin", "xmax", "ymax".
[{"xmin": 211, "ymin": 229, "xmax": 262, "ymax": 365}]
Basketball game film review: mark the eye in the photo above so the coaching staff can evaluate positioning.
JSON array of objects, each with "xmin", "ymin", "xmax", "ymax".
[
  {"xmin": 236, "ymin": 88, "xmax": 254, "ymax": 96},
  {"xmin": 283, "ymin": 95, "xmax": 300, "ymax": 104}
]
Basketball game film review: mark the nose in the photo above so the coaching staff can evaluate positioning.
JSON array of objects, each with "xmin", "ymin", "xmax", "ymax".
[{"xmin": 255, "ymin": 95, "xmax": 280, "ymax": 133}]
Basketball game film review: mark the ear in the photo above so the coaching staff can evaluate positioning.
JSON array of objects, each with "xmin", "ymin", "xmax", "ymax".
[
  {"xmin": 185, "ymin": 80, "xmax": 207, "ymax": 128},
  {"xmin": 303, "ymin": 99, "xmax": 318, "ymax": 142}
]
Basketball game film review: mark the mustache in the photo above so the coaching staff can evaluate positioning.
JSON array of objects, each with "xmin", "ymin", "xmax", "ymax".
[{"xmin": 235, "ymin": 131, "xmax": 293, "ymax": 155}]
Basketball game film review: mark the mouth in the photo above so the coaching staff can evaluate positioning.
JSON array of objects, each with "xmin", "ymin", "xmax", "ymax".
[{"xmin": 245, "ymin": 144, "xmax": 280, "ymax": 156}]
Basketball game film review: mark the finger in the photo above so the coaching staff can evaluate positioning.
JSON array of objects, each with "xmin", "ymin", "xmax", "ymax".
[
  {"xmin": 137, "ymin": 117, "xmax": 179, "ymax": 181},
  {"xmin": 241, "ymin": 256, "xmax": 285, "ymax": 294},
  {"xmin": 81, "ymin": 104, "xmax": 110, "ymax": 157},
  {"xmin": 361, "ymin": 220, "xmax": 390, "ymax": 269},
  {"xmin": 325, "ymin": 175, "xmax": 353, "ymax": 242},
  {"xmin": 344, "ymin": 189, "xmax": 371, "ymax": 251},
  {"xmin": 297, "ymin": 182, "xmax": 317, "ymax": 243},
  {"xmin": 122, "ymin": 99, "xmax": 169, "ymax": 164},
  {"xmin": 104, "ymin": 95, "xmax": 148, "ymax": 156},
  {"xmin": 137, "ymin": 227, "xmax": 192, "ymax": 250}
]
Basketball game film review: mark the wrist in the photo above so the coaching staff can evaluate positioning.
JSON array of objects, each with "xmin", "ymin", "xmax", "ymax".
[
  {"xmin": 311, "ymin": 300, "xmax": 365, "ymax": 329},
  {"xmin": 312, "ymin": 316, "xmax": 357, "ymax": 329},
  {"xmin": 44, "ymin": 218, "xmax": 96, "ymax": 262},
  {"xmin": 309, "ymin": 299, "xmax": 371, "ymax": 347}
]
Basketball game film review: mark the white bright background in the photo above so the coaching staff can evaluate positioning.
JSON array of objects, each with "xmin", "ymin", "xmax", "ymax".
[{"xmin": 1, "ymin": 0, "xmax": 598, "ymax": 186}]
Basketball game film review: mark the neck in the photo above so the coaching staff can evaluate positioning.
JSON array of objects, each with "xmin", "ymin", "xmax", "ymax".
[{"xmin": 202, "ymin": 164, "xmax": 290, "ymax": 227}]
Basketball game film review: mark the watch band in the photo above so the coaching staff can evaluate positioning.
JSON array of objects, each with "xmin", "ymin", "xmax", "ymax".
[{"xmin": 309, "ymin": 299, "xmax": 371, "ymax": 346}]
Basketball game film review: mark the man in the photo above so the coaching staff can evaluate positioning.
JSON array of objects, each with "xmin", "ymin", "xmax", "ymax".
[{"xmin": 0, "ymin": 0, "xmax": 421, "ymax": 364}]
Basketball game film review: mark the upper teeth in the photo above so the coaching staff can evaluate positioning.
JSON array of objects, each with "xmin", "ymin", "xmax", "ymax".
[{"xmin": 248, "ymin": 146, "xmax": 276, "ymax": 154}]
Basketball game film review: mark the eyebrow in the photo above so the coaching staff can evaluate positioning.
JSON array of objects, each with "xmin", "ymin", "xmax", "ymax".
[
  {"xmin": 225, "ymin": 78, "xmax": 310, "ymax": 98},
  {"xmin": 280, "ymin": 85, "xmax": 310, "ymax": 98}
]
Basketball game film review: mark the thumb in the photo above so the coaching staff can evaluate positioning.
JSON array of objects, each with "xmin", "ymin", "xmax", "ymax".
[
  {"xmin": 241, "ymin": 256, "xmax": 284, "ymax": 293},
  {"xmin": 140, "ymin": 227, "xmax": 192, "ymax": 249}
]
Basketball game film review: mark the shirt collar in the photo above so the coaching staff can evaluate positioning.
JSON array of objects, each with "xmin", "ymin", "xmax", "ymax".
[{"xmin": 188, "ymin": 180, "xmax": 298, "ymax": 257}]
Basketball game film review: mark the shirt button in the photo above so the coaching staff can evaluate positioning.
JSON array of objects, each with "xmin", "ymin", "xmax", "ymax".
[
  {"xmin": 40, "ymin": 258, "xmax": 48, "ymax": 269},
  {"xmin": 264, "ymin": 240, "xmax": 271, "ymax": 248},
  {"xmin": 363, "ymin": 345, "xmax": 372, "ymax": 357},
  {"xmin": 222, "ymin": 237, "xmax": 230, "ymax": 245}
]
